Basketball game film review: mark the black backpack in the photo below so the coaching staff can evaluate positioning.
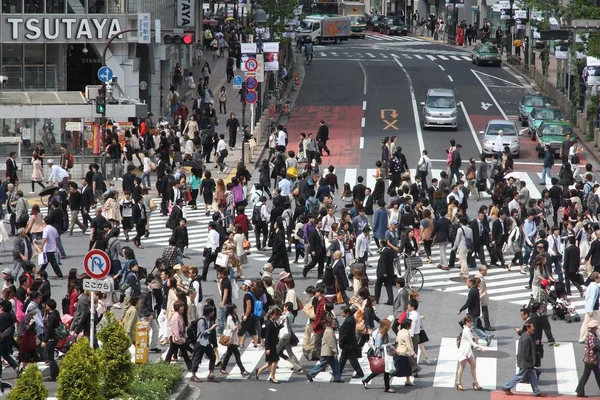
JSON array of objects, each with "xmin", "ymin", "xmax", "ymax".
[
  {"xmin": 251, "ymin": 204, "xmax": 262, "ymax": 225},
  {"xmin": 186, "ymin": 317, "xmax": 202, "ymax": 345}
]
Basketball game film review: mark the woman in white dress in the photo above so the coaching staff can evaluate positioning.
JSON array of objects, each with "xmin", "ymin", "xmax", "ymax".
[
  {"xmin": 456, "ymin": 315, "xmax": 485, "ymax": 391},
  {"xmin": 30, "ymin": 153, "xmax": 45, "ymax": 194}
]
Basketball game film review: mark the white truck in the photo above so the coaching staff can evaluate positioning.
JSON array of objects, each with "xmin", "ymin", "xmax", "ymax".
[
  {"xmin": 297, "ymin": 15, "xmax": 351, "ymax": 45},
  {"xmin": 339, "ymin": 2, "xmax": 367, "ymax": 38}
]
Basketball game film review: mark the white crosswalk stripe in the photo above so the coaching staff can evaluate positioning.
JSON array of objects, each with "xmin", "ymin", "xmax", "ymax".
[
  {"xmin": 364, "ymin": 34, "xmax": 426, "ymax": 42},
  {"xmin": 316, "ymin": 51, "xmax": 473, "ymax": 62}
]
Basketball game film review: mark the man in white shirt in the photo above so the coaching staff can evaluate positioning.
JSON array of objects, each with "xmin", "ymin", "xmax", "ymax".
[
  {"xmin": 407, "ymin": 299, "xmax": 422, "ymax": 371},
  {"xmin": 201, "ymin": 222, "xmax": 220, "ymax": 281},
  {"xmin": 446, "ymin": 185, "xmax": 464, "ymax": 205},
  {"xmin": 47, "ymin": 159, "xmax": 69, "ymax": 186},
  {"xmin": 507, "ymin": 193, "xmax": 521, "ymax": 219},
  {"xmin": 277, "ymin": 126, "xmax": 287, "ymax": 148},
  {"xmin": 216, "ymin": 134, "xmax": 228, "ymax": 173},
  {"xmin": 493, "ymin": 130, "xmax": 504, "ymax": 159},
  {"xmin": 278, "ymin": 175, "xmax": 292, "ymax": 196},
  {"xmin": 37, "ymin": 216, "xmax": 64, "ymax": 278},
  {"xmin": 547, "ymin": 226, "xmax": 564, "ymax": 282},
  {"xmin": 416, "ymin": 149, "xmax": 432, "ymax": 188},
  {"xmin": 355, "ymin": 226, "xmax": 372, "ymax": 264}
]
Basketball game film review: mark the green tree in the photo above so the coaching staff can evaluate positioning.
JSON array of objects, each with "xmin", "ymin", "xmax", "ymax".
[
  {"xmin": 7, "ymin": 364, "xmax": 48, "ymax": 400},
  {"xmin": 261, "ymin": 0, "xmax": 297, "ymax": 39},
  {"xmin": 56, "ymin": 338, "xmax": 103, "ymax": 400},
  {"xmin": 97, "ymin": 311, "xmax": 134, "ymax": 398}
]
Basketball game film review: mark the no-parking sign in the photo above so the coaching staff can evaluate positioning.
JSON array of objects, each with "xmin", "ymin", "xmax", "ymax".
[
  {"xmin": 83, "ymin": 249, "xmax": 111, "ymax": 279},
  {"xmin": 245, "ymin": 58, "xmax": 258, "ymax": 72}
]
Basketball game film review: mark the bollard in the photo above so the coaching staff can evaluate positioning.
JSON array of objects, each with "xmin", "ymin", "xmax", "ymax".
[
  {"xmin": 595, "ymin": 128, "xmax": 600, "ymax": 147},
  {"xmin": 294, "ymin": 72, "xmax": 300, "ymax": 86}
]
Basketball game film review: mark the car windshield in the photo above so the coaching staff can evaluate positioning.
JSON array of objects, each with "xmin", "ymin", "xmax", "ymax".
[
  {"xmin": 487, "ymin": 124, "xmax": 517, "ymax": 136},
  {"xmin": 523, "ymin": 96, "xmax": 550, "ymax": 107},
  {"xmin": 480, "ymin": 45, "xmax": 499, "ymax": 53},
  {"xmin": 426, "ymin": 96, "xmax": 455, "ymax": 109},
  {"xmin": 533, "ymin": 109, "xmax": 563, "ymax": 120},
  {"xmin": 350, "ymin": 16, "xmax": 366, "ymax": 24},
  {"xmin": 387, "ymin": 18, "xmax": 402, "ymax": 25},
  {"xmin": 541, "ymin": 124, "xmax": 572, "ymax": 136}
]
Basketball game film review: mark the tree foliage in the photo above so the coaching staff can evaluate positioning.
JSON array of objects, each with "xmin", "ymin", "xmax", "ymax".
[
  {"xmin": 261, "ymin": 0, "xmax": 297, "ymax": 39},
  {"xmin": 56, "ymin": 338, "xmax": 102, "ymax": 400},
  {"xmin": 97, "ymin": 311, "xmax": 134, "ymax": 399},
  {"xmin": 7, "ymin": 364, "xmax": 48, "ymax": 400}
]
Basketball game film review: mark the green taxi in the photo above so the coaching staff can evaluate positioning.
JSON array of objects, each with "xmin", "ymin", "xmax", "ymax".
[
  {"xmin": 471, "ymin": 43, "xmax": 502, "ymax": 67},
  {"xmin": 518, "ymin": 93, "xmax": 552, "ymax": 126},
  {"xmin": 536, "ymin": 120, "xmax": 573, "ymax": 158},
  {"xmin": 528, "ymin": 105, "xmax": 565, "ymax": 140}
]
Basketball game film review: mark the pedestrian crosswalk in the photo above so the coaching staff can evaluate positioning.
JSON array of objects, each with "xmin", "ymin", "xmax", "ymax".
[
  {"xmin": 317, "ymin": 51, "xmax": 472, "ymax": 62},
  {"xmin": 364, "ymin": 33, "xmax": 428, "ymax": 42},
  {"xmin": 160, "ymin": 333, "xmax": 585, "ymax": 395}
]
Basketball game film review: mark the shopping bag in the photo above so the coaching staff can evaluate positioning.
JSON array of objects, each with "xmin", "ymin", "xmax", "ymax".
[
  {"xmin": 37, "ymin": 252, "xmax": 47, "ymax": 266},
  {"xmin": 384, "ymin": 346, "xmax": 395, "ymax": 373},
  {"xmin": 216, "ymin": 253, "xmax": 229, "ymax": 267}
]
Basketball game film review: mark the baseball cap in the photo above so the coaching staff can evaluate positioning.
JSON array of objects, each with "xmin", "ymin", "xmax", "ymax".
[{"xmin": 243, "ymin": 279, "xmax": 252, "ymax": 287}]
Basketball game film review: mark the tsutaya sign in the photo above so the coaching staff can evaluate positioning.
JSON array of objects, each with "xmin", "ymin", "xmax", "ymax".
[{"xmin": 2, "ymin": 15, "xmax": 127, "ymax": 43}]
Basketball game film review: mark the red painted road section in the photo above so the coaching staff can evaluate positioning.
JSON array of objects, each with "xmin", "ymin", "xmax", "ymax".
[
  {"xmin": 285, "ymin": 106, "xmax": 364, "ymax": 167},
  {"xmin": 490, "ymin": 391, "xmax": 575, "ymax": 400}
]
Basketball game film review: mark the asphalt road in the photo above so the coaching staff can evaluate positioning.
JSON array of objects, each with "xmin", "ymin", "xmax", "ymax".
[{"xmin": 2, "ymin": 34, "xmax": 598, "ymax": 399}]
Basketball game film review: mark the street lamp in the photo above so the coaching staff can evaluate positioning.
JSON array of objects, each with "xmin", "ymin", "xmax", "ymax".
[{"xmin": 254, "ymin": 2, "xmax": 267, "ymax": 123}]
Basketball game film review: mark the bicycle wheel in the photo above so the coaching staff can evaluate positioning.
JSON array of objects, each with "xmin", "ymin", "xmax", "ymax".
[{"xmin": 406, "ymin": 268, "xmax": 424, "ymax": 292}]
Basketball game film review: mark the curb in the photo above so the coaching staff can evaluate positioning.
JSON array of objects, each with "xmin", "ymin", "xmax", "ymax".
[
  {"xmin": 170, "ymin": 382, "xmax": 190, "ymax": 400},
  {"xmin": 503, "ymin": 62, "xmax": 600, "ymax": 167}
]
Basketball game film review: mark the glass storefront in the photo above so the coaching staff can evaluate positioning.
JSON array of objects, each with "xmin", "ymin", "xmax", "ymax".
[
  {"xmin": 1, "ymin": 43, "xmax": 61, "ymax": 90},
  {"xmin": 1, "ymin": 0, "xmax": 123, "ymax": 13},
  {"xmin": 0, "ymin": 117, "xmax": 92, "ymax": 151}
]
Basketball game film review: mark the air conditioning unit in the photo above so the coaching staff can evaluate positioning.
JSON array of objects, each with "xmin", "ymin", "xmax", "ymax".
[{"xmin": 86, "ymin": 85, "xmax": 102, "ymax": 101}]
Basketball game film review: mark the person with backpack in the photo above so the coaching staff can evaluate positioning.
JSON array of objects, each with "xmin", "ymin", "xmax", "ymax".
[
  {"xmin": 190, "ymin": 304, "xmax": 219, "ymax": 383},
  {"xmin": 252, "ymin": 196, "xmax": 269, "ymax": 251},
  {"xmin": 237, "ymin": 280, "xmax": 261, "ymax": 348},
  {"xmin": 451, "ymin": 216, "xmax": 473, "ymax": 279},
  {"xmin": 0, "ymin": 300, "xmax": 18, "ymax": 380},
  {"xmin": 41, "ymin": 298, "xmax": 62, "ymax": 380}
]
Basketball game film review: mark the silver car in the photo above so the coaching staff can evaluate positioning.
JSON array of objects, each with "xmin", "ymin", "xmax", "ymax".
[
  {"xmin": 481, "ymin": 119, "xmax": 520, "ymax": 158},
  {"xmin": 421, "ymin": 88, "xmax": 459, "ymax": 130}
]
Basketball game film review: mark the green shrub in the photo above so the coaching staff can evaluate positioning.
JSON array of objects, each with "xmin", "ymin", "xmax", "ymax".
[
  {"xmin": 134, "ymin": 361, "xmax": 183, "ymax": 394},
  {"xmin": 7, "ymin": 363, "xmax": 48, "ymax": 400},
  {"xmin": 97, "ymin": 311, "xmax": 135, "ymax": 398},
  {"xmin": 117, "ymin": 380, "xmax": 168, "ymax": 400},
  {"xmin": 56, "ymin": 337, "xmax": 103, "ymax": 400}
]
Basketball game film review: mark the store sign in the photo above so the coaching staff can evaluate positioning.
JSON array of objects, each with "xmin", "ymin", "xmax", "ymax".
[
  {"xmin": 2, "ymin": 15, "xmax": 126, "ymax": 43},
  {"xmin": 176, "ymin": 0, "xmax": 195, "ymax": 28}
]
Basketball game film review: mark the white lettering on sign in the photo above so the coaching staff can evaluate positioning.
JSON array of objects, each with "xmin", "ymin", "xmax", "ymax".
[{"xmin": 6, "ymin": 18, "xmax": 123, "ymax": 41}]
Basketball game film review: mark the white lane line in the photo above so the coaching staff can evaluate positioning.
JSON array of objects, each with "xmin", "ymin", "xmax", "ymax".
[
  {"xmin": 330, "ymin": 52, "xmax": 338, "ymax": 56},
  {"xmin": 358, "ymin": 61, "xmax": 367, "ymax": 95},
  {"xmin": 515, "ymin": 341, "xmax": 533, "ymax": 393},
  {"xmin": 415, "ymin": 55, "xmax": 424, "ymax": 59},
  {"xmin": 426, "ymin": 55, "xmax": 436, "ymax": 61},
  {"xmin": 432, "ymin": 337, "xmax": 458, "ymax": 388},
  {"xmin": 380, "ymin": 53, "xmax": 389, "ymax": 58},
  {"xmin": 344, "ymin": 168, "xmax": 358, "ymax": 187},
  {"xmin": 427, "ymin": 159, "xmax": 545, "ymax": 166},
  {"xmin": 361, "ymin": 117, "xmax": 366, "ymax": 128},
  {"xmin": 554, "ymin": 343, "xmax": 578, "ymax": 395},
  {"xmin": 448, "ymin": 75, "xmax": 454, "ymax": 82},
  {"xmin": 462, "ymin": 56, "xmax": 471, "ymax": 61},
  {"xmin": 402, "ymin": 54, "xmax": 412, "ymax": 59},
  {"xmin": 476, "ymin": 70, "xmax": 525, "ymax": 88},
  {"xmin": 366, "ymin": 169, "xmax": 377, "ymax": 191},
  {"xmin": 366, "ymin": 52, "xmax": 376, "ymax": 58},
  {"xmin": 471, "ymin": 69, "xmax": 508, "ymax": 119},
  {"xmin": 450, "ymin": 56, "xmax": 461, "ymax": 60},
  {"xmin": 359, "ymin": 137, "xmax": 364, "ymax": 148},
  {"xmin": 438, "ymin": 65, "xmax": 445, "ymax": 71},
  {"xmin": 319, "ymin": 52, "xmax": 326, "ymax": 56},
  {"xmin": 459, "ymin": 101, "xmax": 483, "ymax": 153},
  {"xmin": 438, "ymin": 55, "xmax": 449, "ymax": 60},
  {"xmin": 362, "ymin": 100, "xmax": 367, "ymax": 110},
  {"xmin": 392, "ymin": 56, "xmax": 424, "ymax": 153},
  {"xmin": 476, "ymin": 356, "xmax": 497, "ymax": 391}
]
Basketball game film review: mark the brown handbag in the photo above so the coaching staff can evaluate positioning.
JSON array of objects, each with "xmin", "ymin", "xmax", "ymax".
[
  {"xmin": 334, "ymin": 279, "xmax": 344, "ymax": 305},
  {"xmin": 219, "ymin": 335, "xmax": 231, "ymax": 346}
]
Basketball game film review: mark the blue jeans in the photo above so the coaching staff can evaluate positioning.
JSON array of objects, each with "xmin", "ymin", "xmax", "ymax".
[
  {"xmin": 552, "ymin": 256, "xmax": 564, "ymax": 283},
  {"xmin": 541, "ymin": 167, "xmax": 552, "ymax": 183},
  {"xmin": 504, "ymin": 368, "xmax": 542, "ymax": 395},
  {"xmin": 523, "ymin": 243, "xmax": 533, "ymax": 266},
  {"xmin": 309, "ymin": 356, "xmax": 341, "ymax": 381},
  {"xmin": 450, "ymin": 167, "xmax": 460, "ymax": 185},
  {"xmin": 140, "ymin": 171, "xmax": 151, "ymax": 187},
  {"xmin": 217, "ymin": 306, "xmax": 227, "ymax": 334},
  {"xmin": 471, "ymin": 317, "xmax": 490, "ymax": 341}
]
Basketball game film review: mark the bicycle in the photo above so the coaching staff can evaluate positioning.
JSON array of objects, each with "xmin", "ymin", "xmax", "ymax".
[{"xmin": 394, "ymin": 253, "xmax": 424, "ymax": 292}]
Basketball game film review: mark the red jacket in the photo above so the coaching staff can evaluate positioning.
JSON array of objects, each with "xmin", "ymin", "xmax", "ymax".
[
  {"xmin": 233, "ymin": 214, "xmax": 250, "ymax": 234},
  {"xmin": 312, "ymin": 296, "xmax": 326, "ymax": 334}
]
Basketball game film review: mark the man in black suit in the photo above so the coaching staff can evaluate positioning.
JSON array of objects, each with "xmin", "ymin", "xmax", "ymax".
[
  {"xmin": 5, "ymin": 152, "xmax": 18, "ymax": 185},
  {"xmin": 548, "ymin": 177, "xmax": 562, "ymax": 226},
  {"xmin": 132, "ymin": 196, "xmax": 147, "ymax": 249},
  {"xmin": 331, "ymin": 250, "xmax": 349, "ymax": 304},
  {"xmin": 316, "ymin": 120, "xmax": 330, "ymax": 156},
  {"xmin": 352, "ymin": 176, "xmax": 367, "ymax": 202},
  {"xmin": 80, "ymin": 178, "xmax": 94, "ymax": 230},
  {"xmin": 338, "ymin": 306, "xmax": 364, "ymax": 379},
  {"xmin": 131, "ymin": 177, "xmax": 143, "ymax": 204},
  {"xmin": 122, "ymin": 165, "xmax": 136, "ymax": 194},
  {"xmin": 166, "ymin": 198, "xmax": 184, "ymax": 230},
  {"xmin": 468, "ymin": 210, "xmax": 488, "ymax": 268},
  {"xmin": 328, "ymin": 230, "xmax": 345, "ymax": 266},
  {"xmin": 491, "ymin": 210, "xmax": 506, "ymax": 268},
  {"xmin": 13, "ymin": 227, "xmax": 32, "ymax": 278},
  {"xmin": 159, "ymin": 167, "xmax": 173, "ymax": 216},
  {"xmin": 362, "ymin": 188, "xmax": 374, "ymax": 226},
  {"xmin": 192, "ymin": 96, "xmax": 203, "ymax": 119},
  {"xmin": 303, "ymin": 219, "xmax": 325, "ymax": 279},
  {"xmin": 375, "ymin": 240, "xmax": 395, "ymax": 305}
]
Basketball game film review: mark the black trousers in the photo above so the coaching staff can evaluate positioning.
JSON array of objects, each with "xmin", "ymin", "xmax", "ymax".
[
  {"xmin": 202, "ymin": 252, "xmax": 217, "ymax": 281},
  {"xmin": 470, "ymin": 242, "xmax": 487, "ymax": 266},
  {"xmin": 202, "ymin": 144, "xmax": 212, "ymax": 162},
  {"xmin": 254, "ymin": 222, "xmax": 268, "ymax": 249},
  {"xmin": 491, "ymin": 243, "xmax": 505, "ymax": 267},
  {"xmin": 221, "ymin": 344, "xmax": 246, "ymax": 372},
  {"xmin": 45, "ymin": 340, "xmax": 59, "ymax": 380},
  {"xmin": 565, "ymin": 271, "xmax": 583, "ymax": 295},
  {"xmin": 537, "ymin": 315, "xmax": 555, "ymax": 343},
  {"xmin": 133, "ymin": 221, "xmax": 146, "ymax": 245},
  {"xmin": 575, "ymin": 362, "xmax": 600, "ymax": 395},
  {"xmin": 305, "ymin": 252, "xmax": 325, "ymax": 278},
  {"xmin": 374, "ymin": 276, "xmax": 394, "ymax": 304},
  {"xmin": 364, "ymin": 371, "xmax": 390, "ymax": 389},
  {"xmin": 192, "ymin": 343, "xmax": 216, "ymax": 373},
  {"xmin": 81, "ymin": 206, "xmax": 92, "ymax": 229},
  {"xmin": 481, "ymin": 305, "xmax": 492, "ymax": 328},
  {"xmin": 165, "ymin": 341, "xmax": 192, "ymax": 370},
  {"xmin": 339, "ymin": 348, "xmax": 363, "ymax": 376},
  {"xmin": 319, "ymin": 140, "xmax": 330, "ymax": 155},
  {"xmin": 39, "ymin": 252, "xmax": 63, "ymax": 278}
]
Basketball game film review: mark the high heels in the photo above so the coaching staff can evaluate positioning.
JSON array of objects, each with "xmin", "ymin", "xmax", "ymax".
[
  {"xmin": 455, "ymin": 383, "xmax": 466, "ymax": 391},
  {"xmin": 362, "ymin": 379, "xmax": 369, "ymax": 389},
  {"xmin": 268, "ymin": 377, "xmax": 280, "ymax": 384},
  {"xmin": 254, "ymin": 369, "xmax": 260, "ymax": 380},
  {"xmin": 473, "ymin": 382, "xmax": 483, "ymax": 391}
]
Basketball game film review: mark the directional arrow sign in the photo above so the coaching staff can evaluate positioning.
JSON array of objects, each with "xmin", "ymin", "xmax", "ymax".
[
  {"xmin": 380, "ymin": 109, "xmax": 398, "ymax": 119},
  {"xmin": 481, "ymin": 102, "xmax": 492, "ymax": 111}
]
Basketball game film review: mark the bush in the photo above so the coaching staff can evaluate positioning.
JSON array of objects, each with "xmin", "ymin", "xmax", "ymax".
[
  {"xmin": 56, "ymin": 338, "xmax": 103, "ymax": 400},
  {"xmin": 97, "ymin": 311, "xmax": 134, "ymax": 398},
  {"xmin": 7, "ymin": 363, "xmax": 48, "ymax": 400},
  {"xmin": 117, "ymin": 380, "xmax": 169, "ymax": 400},
  {"xmin": 116, "ymin": 362, "xmax": 183, "ymax": 400}
]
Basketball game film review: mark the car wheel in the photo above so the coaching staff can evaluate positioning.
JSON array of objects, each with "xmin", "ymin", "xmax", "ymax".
[
  {"xmin": 475, "ymin": 58, "xmax": 480, "ymax": 66},
  {"xmin": 537, "ymin": 148, "xmax": 544, "ymax": 158},
  {"xmin": 334, "ymin": 38, "xmax": 341, "ymax": 44},
  {"xmin": 531, "ymin": 133, "xmax": 536, "ymax": 141},
  {"xmin": 521, "ymin": 120, "xmax": 526, "ymax": 127},
  {"xmin": 361, "ymin": 35, "xmax": 366, "ymax": 39},
  {"xmin": 514, "ymin": 151, "xmax": 520, "ymax": 159}
]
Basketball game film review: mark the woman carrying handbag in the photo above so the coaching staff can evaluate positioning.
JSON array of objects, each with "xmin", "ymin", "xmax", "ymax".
[{"xmin": 362, "ymin": 318, "xmax": 395, "ymax": 393}]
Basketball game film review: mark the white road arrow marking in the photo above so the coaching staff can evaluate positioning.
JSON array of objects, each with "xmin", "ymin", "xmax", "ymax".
[{"xmin": 481, "ymin": 102, "xmax": 492, "ymax": 111}]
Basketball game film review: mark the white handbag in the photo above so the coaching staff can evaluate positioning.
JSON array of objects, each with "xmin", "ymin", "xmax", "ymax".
[
  {"xmin": 384, "ymin": 346, "xmax": 395, "ymax": 373},
  {"xmin": 216, "ymin": 253, "xmax": 229, "ymax": 267},
  {"xmin": 37, "ymin": 252, "xmax": 47, "ymax": 266}
]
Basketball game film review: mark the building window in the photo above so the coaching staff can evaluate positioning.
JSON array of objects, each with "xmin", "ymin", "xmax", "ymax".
[
  {"xmin": 1, "ymin": 44, "xmax": 23, "ymax": 90},
  {"xmin": 24, "ymin": 0, "xmax": 43, "ymax": 12},
  {"xmin": 2, "ymin": 0, "xmax": 22, "ymax": 13},
  {"xmin": 46, "ymin": 0, "xmax": 64, "ymax": 13},
  {"xmin": 88, "ymin": 0, "xmax": 106, "ymax": 13},
  {"xmin": 24, "ymin": 44, "xmax": 45, "ymax": 90},
  {"xmin": 45, "ymin": 44, "xmax": 59, "ymax": 90}
]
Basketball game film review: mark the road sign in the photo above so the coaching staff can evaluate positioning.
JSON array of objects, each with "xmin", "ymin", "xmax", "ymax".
[
  {"xmin": 233, "ymin": 75, "xmax": 243, "ymax": 85},
  {"xmin": 245, "ymin": 58, "xmax": 258, "ymax": 72},
  {"xmin": 97, "ymin": 66, "xmax": 113, "ymax": 83},
  {"xmin": 83, "ymin": 279, "xmax": 112, "ymax": 293},
  {"xmin": 245, "ymin": 90, "xmax": 258, "ymax": 104},
  {"xmin": 246, "ymin": 77, "xmax": 258, "ymax": 90},
  {"xmin": 83, "ymin": 249, "xmax": 111, "ymax": 279}
]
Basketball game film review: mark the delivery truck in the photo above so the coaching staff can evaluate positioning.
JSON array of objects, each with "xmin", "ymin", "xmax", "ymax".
[
  {"xmin": 297, "ymin": 15, "xmax": 351, "ymax": 44},
  {"xmin": 339, "ymin": 2, "xmax": 367, "ymax": 38}
]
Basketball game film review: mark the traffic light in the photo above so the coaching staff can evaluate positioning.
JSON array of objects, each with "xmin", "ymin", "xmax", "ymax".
[
  {"xmin": 96, "ymin": 96, "xmax": 106, "ymax": 114},
  {"xmin": 163, "ymin": 33, "xmax": 194, "ymax": 45}
]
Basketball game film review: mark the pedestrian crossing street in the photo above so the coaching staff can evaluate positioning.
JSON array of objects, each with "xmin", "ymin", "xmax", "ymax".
[
  {"xmin": 364, "ymin": 33, "xmax": 429, "ymax": 42},
  {"xmin": 155, "ymin": 333, "xmax": 585, "ymax": 395},
  {"xmin": 317, "ymin": 50, "xmax": 472, "ymax": 62}
]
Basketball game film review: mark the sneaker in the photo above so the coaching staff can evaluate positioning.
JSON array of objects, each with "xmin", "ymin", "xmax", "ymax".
[
  {"xmin": 486, "ymin": 334, "xmax": 495, "ymax": 347},
  {"xmin": 549, "ymin": 342, "xmax": 560, "ymax": 347},
  {"xmin": 223, "ymin": 167, "xmax": 228, "ymax": 173},
  {"xmin": 29, "ymin": 191, "xmax": 35, "ymax": 194},
  {"xmin": 113, "ymin": 302, "xmax": 122, "ymax": 309}
]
